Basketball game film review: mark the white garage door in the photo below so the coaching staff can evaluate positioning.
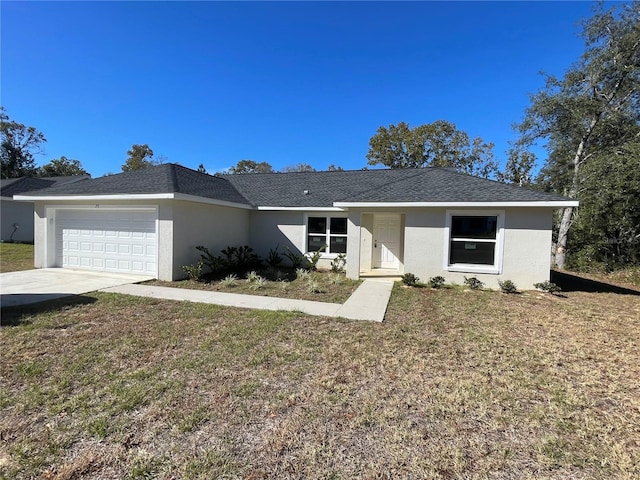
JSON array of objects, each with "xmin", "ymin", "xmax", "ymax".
[{"xmin": 55, "ymin": 209, "xmax": 157, "ymax": 276}]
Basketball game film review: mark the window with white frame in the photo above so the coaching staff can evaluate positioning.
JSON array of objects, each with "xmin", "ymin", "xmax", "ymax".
[
  {"xmin": 445, "ymin": 212, "xmax": 503, "ymax": 273},
  {"xmin": 307, "ymin": 216, "xmax": 347, "ymax": 254}
]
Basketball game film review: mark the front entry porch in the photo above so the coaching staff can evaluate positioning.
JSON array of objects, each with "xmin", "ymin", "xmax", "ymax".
[{"xmin": 347, "ymin": 211, "xmax": 404, "ymax": 280}]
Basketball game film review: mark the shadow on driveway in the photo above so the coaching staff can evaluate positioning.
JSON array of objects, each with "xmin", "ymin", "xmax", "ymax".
[{"xmin": 551, "ymin": 270, "xmax": 640, "ymax": 296}]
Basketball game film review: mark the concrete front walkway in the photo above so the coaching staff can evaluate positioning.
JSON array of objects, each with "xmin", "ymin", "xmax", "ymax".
[{"xmin": 102, "ymin": 278, "xmax": 395, "ymax": 322}]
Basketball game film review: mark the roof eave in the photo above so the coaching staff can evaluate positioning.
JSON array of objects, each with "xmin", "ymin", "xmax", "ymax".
[
  {"xmin": 333, "ymin": 200, "xmax": 579, "ymax": 208},
  {"xmin": 13, "ymin": 192, "xmax": 253, "ymax": 210}
]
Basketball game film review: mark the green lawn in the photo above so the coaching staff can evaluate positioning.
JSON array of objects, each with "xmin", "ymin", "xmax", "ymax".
[
  {"xmin": 1, "ymin": 280, "xmax": 639, "ymax": 479},
  {"xmin": 0, "ymin": 243, "xmax": 34, "ymax": 273}
]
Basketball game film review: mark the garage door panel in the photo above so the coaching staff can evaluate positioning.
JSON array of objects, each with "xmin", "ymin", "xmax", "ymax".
[{"xmin": 56, "ymin": 209, "xmax": 157, "ymax": 276}]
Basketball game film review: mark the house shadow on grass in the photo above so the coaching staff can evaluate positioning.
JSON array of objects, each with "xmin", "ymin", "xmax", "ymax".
[
  {"xmin": 0, "ymin": 295, "xmax": 97, "ymax": 327},
  {"xmin": 551, "ymin": 270, "xmax": 640, "ymax": 296}
]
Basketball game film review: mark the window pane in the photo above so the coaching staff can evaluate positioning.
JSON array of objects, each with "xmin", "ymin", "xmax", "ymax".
[
  {"xmin": 308, "ymin": 235, "xmax": 327, "ymax": 252},
  {"xmin": 308, "ymin": 217, "xmax": 326, "ymax": 234},
  {"xmin": 449, "ymin": 241, "xmax": 495, "ymax": 265},
  {"xmin": 451, "ymin": 216, "xmax": 497, "ymax": 239},
  {"xmin": 330, "ymin": 236, "xmax": 347, "ymax": 254},
  {"xmin": 330, "ymin": 217, "xmax": 347, "ymax": 235}
]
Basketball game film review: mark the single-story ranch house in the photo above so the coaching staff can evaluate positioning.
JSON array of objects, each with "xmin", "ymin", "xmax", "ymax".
[{"xmin": 14, "ymin": 163, "xmax": 578, "ymax": 289}]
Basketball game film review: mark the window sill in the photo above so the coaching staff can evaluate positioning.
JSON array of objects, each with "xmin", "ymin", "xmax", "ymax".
[
  {"xmin": 306, "ymin": 253, "xmax": 344, "ymax": 259},
  {"xmin": 446, "ymin": 265, "xmax": 500, "ymax": 275}
]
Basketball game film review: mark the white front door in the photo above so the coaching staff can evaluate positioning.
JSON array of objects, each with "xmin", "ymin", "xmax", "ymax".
[{"xmin": 373, "ymin": 214, "xmax": 401, "ymax": 269}]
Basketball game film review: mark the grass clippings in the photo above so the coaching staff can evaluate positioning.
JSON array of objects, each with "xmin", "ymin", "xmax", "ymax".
[
  {"xmin": 1, "ymin": 282, "xmax": 639, "ymax": 479},
  {"xmin": 0, "ymin": 243, "xmax": 34, "ymax": 273}
]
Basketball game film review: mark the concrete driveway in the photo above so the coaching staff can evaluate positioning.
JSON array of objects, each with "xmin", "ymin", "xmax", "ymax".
[{"xmin": 0, "ymin": 268, "xmax": 155, "ymax": 308}]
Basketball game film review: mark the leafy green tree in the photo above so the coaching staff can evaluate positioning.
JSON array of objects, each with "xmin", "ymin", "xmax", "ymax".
[
  {"xmin": 327, "ymin": 164, "xmax": 344, "ymax": 171},
  {"xmin": 496, "ymin": 148, "xmax": 535, "ymax": 186},
  {"xmin": 228, "ymin": 159, "xmax": 274, "ymax": 174},
  {"xmin": 366, "ymin": 120, "xmax": 497, "ymax": 178},
  {"xmin": 282, "ymin": 163, "xmax": 316, "ymax": 173},
  {"xmin": 197, "ymin": 163, "xmax": 207, "ymax": 173},
  {"xmin": 39, "ymin": 156, "xmax": 89, "ymax": 177},
  {"xmin": 568, "ymin": 139, "xmax": 640, "ymax": 269},
  {"xmin": 517, "ymin": 2, "xmax": 640, "ymax": 268},
  {"xmin": 122, "ymin": 144, "xmax": 156, "ymax": 172},
  {"xmin": 0, "ymin": 107, "xmax": 46, "ymax": 178}
]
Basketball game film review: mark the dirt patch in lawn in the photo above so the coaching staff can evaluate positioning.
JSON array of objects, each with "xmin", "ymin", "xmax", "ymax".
[
  {"xmin": 1, "ymin": 285, "xmax": 639, "ymax": 479},
  {"xmin": 146, "ymin": 270, "xmax": 361, "ymax": 304}
]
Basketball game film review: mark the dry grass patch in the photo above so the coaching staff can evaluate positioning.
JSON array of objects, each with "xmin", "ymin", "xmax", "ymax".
[
  {"xmin": 0, "ymin": 243, "xmax": 34, "ymax": 272},
  {"xmin": 1, "ymin": 285, "xmax": 639, "ymax": 479},
  {"xmin": 147, "ymin": 270, "xmax": 361, "ymax": 303}
]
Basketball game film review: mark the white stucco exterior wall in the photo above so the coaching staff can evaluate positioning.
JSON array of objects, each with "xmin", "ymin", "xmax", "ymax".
[
  {"xmin": 1, "ymin": 199, "xmax": 35, "ymax": 242},
  {"xmin": 403, "ymin": 207, "xmax": 553, "ymax": 289},
  {"xmin": 248, "ymin": 210, "xmax": 305, "ymax": 260},
  {"xmin": 171, "ymin": 201, "xmax": 250, "ymax": 280}
]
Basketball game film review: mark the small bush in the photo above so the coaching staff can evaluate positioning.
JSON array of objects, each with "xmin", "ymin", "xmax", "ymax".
[
  {"xmin": 498, "ymin": 279, "xmax": 518, "ymax": 294},
  {"xmin": 195, "ymin": 246, "xmax": 226, "ymax": 276},
  {"xmin": 306, "ymin": 245, "xmax": 327, "ymax": 271},
  {"xmin": 307, "ymin": 278, "xmax": 323, "ymax": 294},
  {"xmin": 249, "ymin": 276, "xmax": 267, "ymax": 290},
  {"xmin": 329, "ymin": 273, "xmax": 343, "ymax": 285},
  {"xmin": 266, "ymin": 247, "xmax": 283, "ymax": 268},
  {"xmin": 402, "ymin": 273, "xmax": 420, "ymax": 287},
  {"xmin": 181, "ymin": 260, "xmax": 204, "ymax": 281},
  {"xmin": 428, "ymin": 276, "xmax": 445, "ymax": 289},
  {"xmin": 534, "ymin": 280, "xmax": 561, "ymax": 294},
  {"xmin": 246, "ymin": 271, "xmax": 260, "ymax": 283},
  {"xmin": 283, "ymin": 246, "xmax": 305, "ymax": 269},
  {"xmin": 296, "ymin": 268, "xmax": 311, "ymax": 280},
  {"xmin": 464, "ymin": 276, "xmax": 485, "ymax": 290},
  {"xmin": 220, "ymin": 274, "xmax": 238, "ymax": 287},
  {"xmin": 330, "ymin": 254, "xmax": 346, "ymax": 273}
]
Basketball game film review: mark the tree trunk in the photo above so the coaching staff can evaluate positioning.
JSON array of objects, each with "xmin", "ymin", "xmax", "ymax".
[
  {"xmin": 555, "ymin": 206, "xmax": 574, "ymax": 269},
  {"xmin": 553, "ymin": 115, "xmax": 600, "ymax": 269}
]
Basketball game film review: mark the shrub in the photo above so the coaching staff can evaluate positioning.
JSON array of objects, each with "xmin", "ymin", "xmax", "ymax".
[
  {"xmin": 246, "ymin": 271, "xmax": 260, "ymax": 283},
  {"xmin": 428, "ymin": 276, "xmax": 445, "ymax": 289},
  {"xmin": 329, "ymin": 273, "xmax": 343, "ymax": 285},
  {"xmin": 266, "ymin": 246, "xmax": 283, "ymax": 268},
  {"xmin": 402, "ymin": 273, "xmax": 420, "ymax": 287},
  {"xmin": 222, "ymin": 245, "xmax": 262, "ymax": 271},
  {"xmin": 534, "ymin": 280, "xmax": 561, "ymax": 294},
  {"xmin": 249, "ymin": 276, "xmax": 267, "ymax": 290},
  {"xmin": 181, "ymin": 260, "xmax": 204, "ymax": 281},
  {"xmin": 330, "ymin": 253, "xmax": 346, "ymax": 273},
  {"xmin": 498, "ymin": 279, "xmax": 518, "ymax": 294},
  {"xmin": 283, "ymin": 246, "xmax": 305, "ymax": 269},
  {"xmin": 220, "ymin": 273, "xmax": 238, "ymax": 287},
  {"xmin": 306, "ymin": 245, "xmax": 327, "ymax": 271},
  {"xmin": 464, "ymin": 276, "xmax": 485, "ymax": 290},
  {"xmin": 307, "ymin": 278, "xmax": 323, "ymax": 294},
  {"xmin": 295, "ymin": 268, "xmax": 311, "ymax": 280},
  {"xmin": 195, "ymin": 245, "xmax": 226, "ymax": 276}
]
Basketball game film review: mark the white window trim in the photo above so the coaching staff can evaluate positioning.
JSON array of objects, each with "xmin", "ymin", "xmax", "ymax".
[
  {"xmin": 304, "ymin": 212, "xmax": 348, "ymax": 258},
  {"xmin": 443, "ymin": 210, "xmax": 505, "ymax": 275}
]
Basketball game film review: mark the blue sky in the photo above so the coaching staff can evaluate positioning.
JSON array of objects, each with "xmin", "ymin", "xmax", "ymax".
[{"xmin": 2, "ymin": 1, "xmax": 601, "ymax": 177}]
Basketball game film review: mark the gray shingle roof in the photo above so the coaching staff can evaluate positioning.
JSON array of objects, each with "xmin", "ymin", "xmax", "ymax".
[
  {"xmin": 1, "ymin": 175, "xmax": 91, "ymax": 197},
  {"xmin": 223, "ymin": 167, "xmax": 571, "ymax": 206},
  {"xmin": 18, "ymin": 164, "xmax": 250, "ymax": 205},
  {"xmin": 1, "ymin": 177, "xmax": 56, "ymax": 197},
  {"xmin": 16, "ymin": 163, "xmax": 572, "ymax": 207}
]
